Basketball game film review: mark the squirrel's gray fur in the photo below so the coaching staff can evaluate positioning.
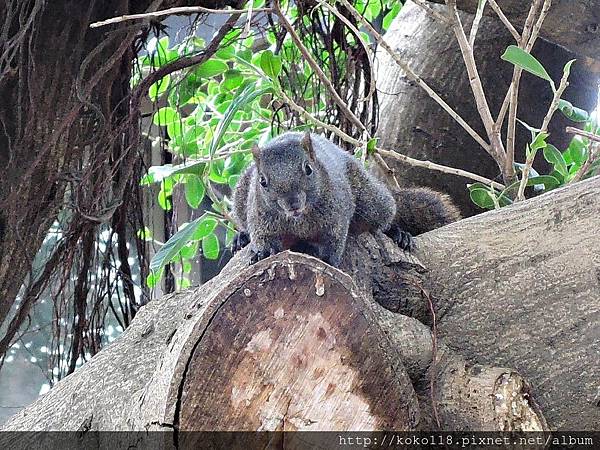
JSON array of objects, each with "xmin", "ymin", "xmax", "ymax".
[
  {"xmin": 232, "ymin": 131, "xmax": 461, "ymax": 267},
  {"xmin": 232, "ymin": 131, "xmax": 396, "ymax": 267}
]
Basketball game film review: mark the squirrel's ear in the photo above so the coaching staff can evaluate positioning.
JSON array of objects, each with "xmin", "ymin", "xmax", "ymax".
[
  {"xmin": 251, "ymin": 144, "xmax": 261, "ymax": 164},
  {"xmin": 301, "ymin": 132, "xmax": 315, "ymax": 160}
]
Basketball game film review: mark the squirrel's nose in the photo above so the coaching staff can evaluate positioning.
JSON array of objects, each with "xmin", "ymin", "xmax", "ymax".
[{"xmin": 285, "ymin": 195, "xmax": 303, "ymax": 210}]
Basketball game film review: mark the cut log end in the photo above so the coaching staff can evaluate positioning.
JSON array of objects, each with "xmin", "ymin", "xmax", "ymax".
[{"xmin": 176, "ymin": 253, "xmax": 419, "ymax": 432}]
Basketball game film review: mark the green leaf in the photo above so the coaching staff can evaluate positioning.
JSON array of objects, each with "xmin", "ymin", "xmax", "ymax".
[
  {"xmin": 543, "ymin": 144, "xmax": 568, "ymax": 177},
  {"xmin": 468, "ymin": 184, "xmax": 495, "ymax": 210},
  {"xmin": 158, "ymin": 187, "xmax": 172, "ymax": 211},
  {"xmin": 366, "ymin": 137, "xmax": 378, "ymax": 154},
  {"xmin": 225, "ymin": 225, "xmax": 236, "ymax": 246},
  {"xmin": 146, "ymin": 270, "xmax": 162, "ymax": 288},
  {"xmin": 526, "ymin": 175, "xmax": 560, "ymax": 190},
  {"xmin": 180, "ymin": 241, "xmax": 199, "ymax": 260},
  {"xmin": 166, "ymin": 120, "xmax": 182, "ymax": 140},
  {"xmin": 216, "ymin": 46, "xmax": 236, "ymax": 60},
  {"xmin": 193, "ymin": 217, "xmax": 218, "ymax": 240},
  {"xmin": 530, "ymin": 132, "xmax": 549, "ymax": 151},
  {"xmin": 149, "ymin": 75, "xmax": 171, "ymax": 101},
  {"xmin": 185, "ymin": 175, "xmax": 205, "ymax": 208},
  {"xmin": 208, "ymin": 82, "xmax": 273, "ymax": 156},
  {"xmin": 149, "ymin": 214, "xmax": 209, "ymax": 275},
  {"xmin": 565, "ymin": 137, "xmax": 588, "ymax": 166},
  {"xmin": 557, "ymin": 100, "xmax": 590, "ymax": 123},
  {"xmin": 136, "ymin": 226, "xmax": 153, "ymax": 241},
  {"xmin": 563, "ymin": 59, "xmax": 576, "ymax": 78},
  {"xmin": 364, "ymin": 1, "xmax": 381, "ymax": 20},
  {"xmin": 228, "ymin": 174, "xmax": 240, "ymax": 189},
  {"xmin": 180, "ymin": 125, "xmax": 205, "ymax": 156},
  {"xmin": 382, "ymin": 3, "xmax": 402, "ymax": 30},
  {"xmin": 140, "ymin": 160, "xmax": 206, "ymax": 185},
  {"xmin": 501, "ymin": 45, "xmax": 552, "ymax": 84},
  {"xmin": 194, "ymin": 60, "xmax": 228, "ymax": 79},
  {"xmin": 548, "ymin": 169, "xmax": 566, "ymax": 185},
  {"xmin": 260, "ymin": 50, "xmax": 282, "ymax": 79},
  {"xmin": 152, "ymin": 107, "xmax": 179, "ymax": 126},
  {"xmin": 223, "ymin": 69, "xmax": 244, "ymax": 91},
  {"xmin": 202, "ymin": 233, "xmax": 220, "ymax": 260}
]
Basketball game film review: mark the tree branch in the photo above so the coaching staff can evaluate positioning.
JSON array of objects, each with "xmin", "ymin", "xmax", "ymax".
[
  {"xmin": 273, "ymin": 1, "xmax": 366, "ymax": 133},
  {"xmin": 446, "ymin": 0, "xmax": 506, "ymax": 170},
  {"xmin": 503, "ymin": 0, "xmax": 547, "ymax": 182},
  {"xmin": 487, "ymin": 0, "xmax": 521, "ymax": 43},
  {"xmin": 338, "ymin": 0, "xmax": 492, "ymax": 154},
  {"xmin": 516, "ymin": 62, "xmax": 569, "ymax": 201},
  {"xmin": 89, "ymin": 6, "xmax": 270, "ymax": 28}
]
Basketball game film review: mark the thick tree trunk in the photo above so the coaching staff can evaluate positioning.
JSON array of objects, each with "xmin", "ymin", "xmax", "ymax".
[
  {"xmin": 376, "ymin": 3, "xmax": 599, "ymax": 216},
  {"xmin": 417, "ymin": 175, "xmax": 600, "ymax": 430},
  {"xmin": 427, "ymin": 0, "xmax": 600, "ymax": 61},
  {"xmin": 4, "ymin": 177, "xmax": 597, "ymax": 438}
]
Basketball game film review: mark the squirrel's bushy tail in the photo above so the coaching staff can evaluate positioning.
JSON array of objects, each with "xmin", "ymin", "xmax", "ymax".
[{"xmin": 391, "ymin": 187, "xmax": 461, "ymax": 236}]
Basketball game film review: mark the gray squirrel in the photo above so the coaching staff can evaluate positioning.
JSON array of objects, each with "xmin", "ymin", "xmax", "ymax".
[{"xmin": 231, "ymin": 131, "xmax": 460, "ymax": 267}]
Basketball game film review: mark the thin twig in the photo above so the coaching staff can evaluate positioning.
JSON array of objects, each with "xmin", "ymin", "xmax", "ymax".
[
  {"xmin": 279, "ymin": 84, "xmax": 505, "ymax": 190},
  {"xmin": 487, "ymin": 0, "xmax": 521, "ymax": 43},
  {"xmin": 469, "ymin": 0, "xmax": 487, "ymax": 47},
  {"xmin": 410, "ymin": 0, "xmax": 452, "ymax": 25},
  {"xmin": 317, "ymin": 0, "xmax": 376, "ymax": 104},
  {"xmin": 495, "ymin": 83, "xmax": 512, "ymax": 133},
  {"xmin": 516, "ymin": 62, "xmax": 569, "ymax": 201},
  {"xmin": 277, "ymin": 87, "xmax": 360, "ymax": 145},
  {"xmin": 565, "ymin": 127, "xmax": 600, "ymax": 143},
  {"xmin": 526, "ymin": 0, "xmax": 552, "ymax": 52},
  {"xmin": 89, "ymin": 6, "xmax": 271, "ymax": 28},
  {"xmin": 373, "ymin": 153, "xmax": 401, "ymax": 190},
  {"xmin": 339, "ymin": 0, "xmax": 491, "ymax": 154},
  {"xmin": 240, "ymin": 1, "xmax": 255, "ymax": 39},
  {"xmin": 377, "ymin": 147, "xmax": 506, "ymax": 190},
  {"xmin": 541, "ymin": 68, "xmax": 570, "ymax": 133},
  {"xmin": 446, "ymin": 0, "xmax": 505, "ymax": 166},
  {"xmin": 503, "ymin": 0, "xmax": 546, "ymax": 181},
  {"xmin": 273, "ymin": 1, "xmax": 366, "ymax": 133}
]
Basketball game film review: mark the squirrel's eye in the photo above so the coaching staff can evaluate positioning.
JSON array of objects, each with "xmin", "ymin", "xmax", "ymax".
[
  {"xmin": 304, "ymin": 162, "xmax": 313, "ymax": 176},
  {"xmin": 259, "ymin": 175, "xmax": 268, "ymax": 187}
]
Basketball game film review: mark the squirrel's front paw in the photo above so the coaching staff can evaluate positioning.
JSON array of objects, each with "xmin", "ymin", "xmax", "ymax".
[
  {"xmin": 231, "ymin": 231, "xmax": 250, "ymax": 253},
  {"xmin": 389, "ymin": 228, "xmax": 415, "ymax": 252},
  {"xmin": 249, "ymin": 243, "xmax": 282, "ymax": 264}
]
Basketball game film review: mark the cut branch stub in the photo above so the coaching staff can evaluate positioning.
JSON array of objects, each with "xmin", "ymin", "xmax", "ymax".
[{"xmin": 175, "ymin": 253, "xmax": 419, "ymax": 435}]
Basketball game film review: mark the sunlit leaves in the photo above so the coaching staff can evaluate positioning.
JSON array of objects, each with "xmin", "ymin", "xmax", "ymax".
[
  {"xmin": 149, "ymin": 75, "xmax": 171, "ymax": 101},
  {"xmin": 152, "ymin": 107, "xmax": 179, "ymax": 126},
  {"xmin": 260, "ymin": 50, "xmax": 282, "ymax": 79},
  {"xmin": 194, "ymin": 60, "xmax": 228, "ymax": 78},
  {"xmin": 202, "ymin": 233, "xmax": 220, "ymax": 260},
  {"xmin": 184, "ymin": 175, "xmax": 205, "ymax": 209}
]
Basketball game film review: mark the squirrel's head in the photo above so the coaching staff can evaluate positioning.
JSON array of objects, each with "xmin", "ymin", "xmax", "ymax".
[{"xmin": 251, "ymin": 132, "xmax": 320, "ymax": 219}]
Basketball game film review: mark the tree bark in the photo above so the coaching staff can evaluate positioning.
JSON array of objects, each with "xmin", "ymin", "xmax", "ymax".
[
  {"xmin": 416, "ymin": 174, "xmax": 600, "ymax": 430},
  {"xmin": 376, "ymin": 3, "xmax": 599, "ymax": 216},
  {"xmin": 427, "ymin": 0, "xmax": 600, "ymax": 61},
  {"xmin": 0, "ymin": 246, "xmax": 546, "ymax": 439},
  {"xmin": 6, "ymin": 180, "xmax": 597, "ymax": 437}
]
